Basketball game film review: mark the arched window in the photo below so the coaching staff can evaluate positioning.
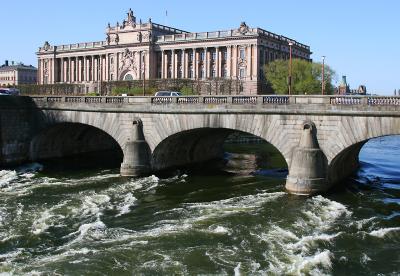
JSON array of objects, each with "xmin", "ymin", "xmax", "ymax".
[{"xmin": 124, "ymin": 74, "xmax": 133, "ymax": 81}]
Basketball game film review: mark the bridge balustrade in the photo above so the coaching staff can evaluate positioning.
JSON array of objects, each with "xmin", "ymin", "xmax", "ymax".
[
  {"xmin": 177, "ymin": 97, "xmax": 200, "ymax": 104},
  {"xmin": 29, "ymin": 95, "xmax": 400, "ymax": 108},
  {"xmin": 263, "ymin": 96, "xmax": 289, "ymax": 104},
  {"xmin": 151, "ymin": 97, "xmax": 173, "ymax": 104},
  {"xmin": 368, "ymin": 97, "xmax": 400, "ymax": 106},
  {"xmin": 232, "ymin": 96, "xmax": 258, "ymax": 104},
  {"xmin": 330, "ymin": 97, "xmax": 362, "ymax": 105}
]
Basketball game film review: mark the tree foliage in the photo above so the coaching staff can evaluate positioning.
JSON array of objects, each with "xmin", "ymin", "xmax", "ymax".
[{"xmin": 264, "ymin": 59, "xmax": 336, "ymax": 95}]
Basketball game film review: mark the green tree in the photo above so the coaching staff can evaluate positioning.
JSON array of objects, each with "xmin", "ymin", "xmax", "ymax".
[{"xmin": 264, "ymin": 59, "xmax": 336, "ymax": 95}]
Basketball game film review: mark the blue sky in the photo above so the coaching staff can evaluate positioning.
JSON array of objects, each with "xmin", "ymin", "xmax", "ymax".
[{"xmin": 1, "ymin": 0, "xmax": 399, "ymax": 94}]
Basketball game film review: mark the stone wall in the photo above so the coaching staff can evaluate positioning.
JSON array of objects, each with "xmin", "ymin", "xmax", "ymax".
[{"xmin": 0, "ymin": 97, "xmax": 38, "ymax": 166}]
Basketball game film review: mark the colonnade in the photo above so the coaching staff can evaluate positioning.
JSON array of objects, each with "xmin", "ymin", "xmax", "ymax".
[{"xmin": 158, "ymin": 44, "xmax": 258, "ymax": 81}]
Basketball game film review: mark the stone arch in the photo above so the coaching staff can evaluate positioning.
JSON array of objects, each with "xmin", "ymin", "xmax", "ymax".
[
  {"xmin": 151, "ymin": 127, "xmax": 288, "ymax": 171},
  {"xmin": 119, "ymin": 69, "xmax": 138, "ymax": 81},
  {"xmin": 327, "ymin": 116, "xmax": 400, "ymax": 186},
  {"xmin": 145, "ymin": 113, "xmax": 294, "ymax": 171},
  {"xmin": 38, "ymin": 109, "xmax": 130, "ymax": 149},
  {"xmin": 30, "ymin": 122, "xmax": 123, "ymax": 162}
]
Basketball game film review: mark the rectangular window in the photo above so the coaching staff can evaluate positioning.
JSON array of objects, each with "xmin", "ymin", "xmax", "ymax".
[
  {"xmin": 240, "ymin": 48, "xmax": 245, "ymax": 59},
  {"xmin": 239, "ymin": 68, "xmax": 245, "ymax": 79},
  {"xmin": 212, "ymin": 51, "xmax": 217, "ymax": 61},
  {"xmin": 200, "ymin": 52, "xmax": 205, "ymax": 61}
]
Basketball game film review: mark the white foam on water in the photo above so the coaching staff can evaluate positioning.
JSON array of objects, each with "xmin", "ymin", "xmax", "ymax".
[
  {"xmin": 116, "ymin": 193, "xmax": 137, "ymax": 216},
  {"xmin": 234, "ymin": 262, "xmax": 241, "ymax": 276},
  {"xmin": 368, "ymin": 227, "xmax": 400, "ymax": 238},
  {"xmin": 0, "ymin": 170, "xmax": 17, "ymax": 188},
  {"xmin": 296, "ymin": 250, "xmax": 333, "ymax": 275},
  {"xmin": 80, "ymin": 194, "xmax": 111, "ymax": 218},
  {"xmin": 360, "ymin": 253, "xmax": 371, "ymax": 265},
  {"xmin": 208, "ymin": 225, "xmax": 231, "ymax": 235},
  {"xmin": 31, "ymin": 210, "xmax": 53, "ymax": 235},
  {"xmin": 250, "ymin": 196, "xmax": 349, "ymax": 275}
]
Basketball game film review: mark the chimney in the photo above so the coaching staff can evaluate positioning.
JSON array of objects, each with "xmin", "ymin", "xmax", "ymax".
[{"xmin": 5, "ymin": 60, "xmax": 8, "ymax": 66}]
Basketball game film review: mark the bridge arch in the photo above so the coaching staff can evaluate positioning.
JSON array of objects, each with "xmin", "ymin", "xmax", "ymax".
[
  {"xmin": 327, "ymin": 117, "xmax": 400, "ymax": 186},
  {"xmin": 30, "ymin": 122, "xmax": 123, "ymax": 163},
  {"xmin": 145, "ymin": 113, "xmax": 295, "ymax": 168},
  {"xmin": 151, "ymin": 127, "xmax": 289, "ymax": 172}
]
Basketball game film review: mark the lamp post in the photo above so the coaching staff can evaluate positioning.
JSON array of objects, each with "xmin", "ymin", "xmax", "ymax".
[
  {"xmin": 142, "ymin": 51, "xmax": 147, "ymax": 96},
  {"xmin": 321, "ymin": 56, "xmax": 326, "ymax": 95},
  {"xmin": 288, "ymin": 42, "xmax": 293, "ymax": 95}
]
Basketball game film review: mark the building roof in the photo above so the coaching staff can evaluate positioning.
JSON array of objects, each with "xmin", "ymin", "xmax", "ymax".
[{"xmin": 0, "ymin": 64, "xmax": 37, "ymax": 71}]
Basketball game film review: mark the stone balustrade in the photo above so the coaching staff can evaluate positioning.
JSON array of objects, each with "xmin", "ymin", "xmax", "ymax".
[{"xmin": 30, "ymin": 95, "xmax": 400, "ymax": 107}]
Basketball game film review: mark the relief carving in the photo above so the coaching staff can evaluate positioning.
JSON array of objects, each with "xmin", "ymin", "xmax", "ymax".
[{"xmin": 119, "ymin": 48, "xmax": 137, "ymax": 74}]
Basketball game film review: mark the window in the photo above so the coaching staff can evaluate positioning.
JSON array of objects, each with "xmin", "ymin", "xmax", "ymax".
[
  {"xmin": 200, "ymin": 51, "xmax": 205, "ymax": 61},
  {"xmin": 239, "ymin": 68, "xmax": 245, "ymax": 79},
  {"xmin": 110, "ymin": 74, "xmax": 114, "ymax": 80},
  {"xmin": 211, "ymin": 65, "xmax": 216, "ymax": 78},
  {"xmin": 240, "ymin": 48, "xmax": 245, "ymax": 60},
  {"xmin": 189, "ymin": 52, "xmax": 194, "ymax": 62},
  {"xmin": 178, "ymin": 66, "xmax": 183, "ymax": 78},
  {"xmin": 212, "ymin": 51, "xmax": 217, "ymax": 61},
  {"xmin": 223, "ymin": 50, "xmax": 227, "ymax": 61},
  {"xmin": 189, "ymin": 66, "xmax": 193, "ymax": 79},
  {"xmin": 124, "ymin": 74, "xmax": 133, "ymax": 81}
]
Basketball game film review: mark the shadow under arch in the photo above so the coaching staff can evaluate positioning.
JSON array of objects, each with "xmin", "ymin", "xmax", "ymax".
[
  {"xmin": 151, "ymin": 127, "xmax": 288, "ymax": 172},
  {"xmin": 30, "ymin": 122, "xmax": 123, "ymax": 167}
]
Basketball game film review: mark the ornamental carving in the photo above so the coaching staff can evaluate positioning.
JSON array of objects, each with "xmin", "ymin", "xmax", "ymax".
[
  {"xmin": 43, "ymin": 41, "xmax": 50, "ymax": 51},
  {"xmin": 119, "ymin": 48, "xmax": 137, "ymax": 73},
  {"xmin": 238, "ymin": 22, "xmax": 250, "ymax": 35}
]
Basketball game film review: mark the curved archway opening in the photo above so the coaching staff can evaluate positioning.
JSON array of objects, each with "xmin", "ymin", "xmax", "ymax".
[
  {"xmin": 328, "ymin": 135, "xmax": 400, "ymax": 192},
  {"xmin": 30, "ymin": 123, "xmax": 123, "ymax": 172},
  {"xmin": 152, "ymin": 128, "xmax": 288, "ymax": 178}
]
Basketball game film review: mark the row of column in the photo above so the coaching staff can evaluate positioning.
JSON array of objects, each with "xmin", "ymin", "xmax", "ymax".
[
  {"xmin": 159, "ymin": 45, "xmax": 258, "ymax": 81},
  {"xmin": 56, "ymin": 55, "xmax": 110, "ymax": 83}
]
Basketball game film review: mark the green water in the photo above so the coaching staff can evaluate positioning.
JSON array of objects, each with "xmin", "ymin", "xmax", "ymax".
[{"xmin": 0, "ymin": 138, "xmax": 399, "ymax": 275}]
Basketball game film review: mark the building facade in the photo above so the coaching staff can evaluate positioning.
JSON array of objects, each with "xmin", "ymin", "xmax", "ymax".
[
  {"xmin": 37, "ymin": 9, "xmax": 311, "ymax": 94},
  {"xmin": 0, "ymin": 61, "xmax": 37, "ymax": 87}
]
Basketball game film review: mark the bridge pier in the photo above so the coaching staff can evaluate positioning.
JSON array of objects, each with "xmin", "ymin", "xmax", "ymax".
[
  {"xmin": 120, "ymin": 119, "xmax": 151, "ymax": 176},
  {"xmin": 285, "ymin": 121, "xmax": 328, "ymax": 195}
]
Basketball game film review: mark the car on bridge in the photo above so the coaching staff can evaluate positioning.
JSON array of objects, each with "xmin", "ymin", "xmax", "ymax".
[
  {"xmin": 0, "ymin": 88, "xmax": 20, "ymax": 96},
  {"xmin": 154, "ymin": 91, "xmax": 182, "ymax": 97}
]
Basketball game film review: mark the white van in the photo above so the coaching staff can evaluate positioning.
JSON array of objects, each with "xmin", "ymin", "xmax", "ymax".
[{"xmin": 154, "ymin": 91, "xmax": 182, "ymax": 97}]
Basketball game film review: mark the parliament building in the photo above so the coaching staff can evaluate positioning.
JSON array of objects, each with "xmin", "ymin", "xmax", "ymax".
[{"xmin": 37, "ymin": 9, "xmax": 312, "ymax": 94}]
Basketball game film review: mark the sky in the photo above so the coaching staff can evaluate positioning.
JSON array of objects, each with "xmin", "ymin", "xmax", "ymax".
[{"xmin": 1, "ymin": 0, "xmax": 399, "ymax": 95}]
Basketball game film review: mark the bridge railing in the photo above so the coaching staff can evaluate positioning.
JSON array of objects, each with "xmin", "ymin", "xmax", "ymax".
[{"xmin": 30, "ymin": 95, "xmax": 400, "ymax": 107}]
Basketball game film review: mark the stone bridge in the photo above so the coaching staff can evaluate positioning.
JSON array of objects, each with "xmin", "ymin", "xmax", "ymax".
[{"xmin": 24, "ymin": 95, "xmax": 400, "ymax": 194}]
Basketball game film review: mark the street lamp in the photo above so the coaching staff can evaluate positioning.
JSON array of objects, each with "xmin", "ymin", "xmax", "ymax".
[
  {"xmin": 142, "ymin": 51, "xmax": 147, "ymax": 96},
  {"xmin": 321, "ymin": 56, "xmax": 326, "ymax": 95},
  {"xmin": 288, "ymin": 42, "xmax": 293, "ymax": 95}
]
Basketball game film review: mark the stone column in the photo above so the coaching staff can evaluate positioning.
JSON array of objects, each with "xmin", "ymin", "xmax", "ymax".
[
  {"xmin": 193, "ymin": 48, "xmax": 197, "ymax": 79},
  {"xmin": 286, "ymin": 121, "xmax": 328, "ymax": 195},
  {"xmin": 161, "ymin": 50, "xmax": 165, "ymax": 79},
  {"xmin": 216, "ymin": 47, "xmax": 220, "ymax": 78},
  {"xmin": 227, "ymin": 46, "xmax": 232, "ymax": 78},
  {"xmin": 120, "ymin": 119, "xmax": 151, "ymax": 176},
  {"xmin": 171, "ymin": 50, "xmax": 176, "ymax": 79},
  {"xmin": 253, "ymin": 44, "xmax": 258, "ymax": 80},
  {"xmin": 59, "ymin": 58, "xmax": 64, "ymax": 83},
  {"xmin": 183, "ymin": 49, "xmax": 188, "ymax": 78},
  {"xmin": 105, "ymin": 54, "xmax": 108, "ymax": 81},
  {"xmin": 247, "ymin": 45, "xmax": 252, "ymax": 79},
  {"xmin": 204, "ymin": 48, "xmax": 208, "ymax": 79},
  {"xmin": 232, "ymin": 45, "xmax": 237, "ymax": 79}
]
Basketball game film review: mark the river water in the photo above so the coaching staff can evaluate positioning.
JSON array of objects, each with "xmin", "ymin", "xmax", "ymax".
[{"xmin": 0, "ymin": 136, "xmax": 399, "ymax": 275}]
